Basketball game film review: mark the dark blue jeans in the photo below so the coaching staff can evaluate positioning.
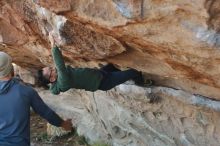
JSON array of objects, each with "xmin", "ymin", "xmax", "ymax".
[{"xmin": 98, "ymin": 64, "xmax": 141, "ymax": 91}]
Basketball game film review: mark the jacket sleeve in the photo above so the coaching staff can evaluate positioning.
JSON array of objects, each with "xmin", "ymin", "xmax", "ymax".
[
  {"xmin": 50, "ymin": 84, "xmax": 60, "ymax": 95},
  {"xmin": 30, "ymin": 89, "xmax": 63, "ymax": 127},
  {"xmin": 51, "ymin": 47, "xmax": 71, "ymax": 93},
  {"xmin": 52, "ymin": 46, "xmax": 66, "ymax": 71}
]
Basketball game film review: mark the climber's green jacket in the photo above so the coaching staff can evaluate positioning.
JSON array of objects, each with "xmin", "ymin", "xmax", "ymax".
[{"xmin": 50, "ymin": 47, "xmax": 103, "ymax": 95}]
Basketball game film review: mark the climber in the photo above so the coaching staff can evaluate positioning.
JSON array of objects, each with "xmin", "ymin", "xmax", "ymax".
[
  {"xmin": 0, "ymin": 51, "xmax": 73, "ymax": 146},
  {"xmin": 38, "ymin": 32, "xmax": 153, "ymax": 95}
]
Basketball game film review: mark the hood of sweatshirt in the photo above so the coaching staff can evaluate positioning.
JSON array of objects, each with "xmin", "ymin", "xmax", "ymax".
[{"xmin": 0, "ymin": 78, "xmax": 16, "ymax": 94}]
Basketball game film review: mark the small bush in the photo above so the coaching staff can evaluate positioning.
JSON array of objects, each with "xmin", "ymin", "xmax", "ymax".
[
  {"xmin": 91, "ymin": 142, "xmax": 109, "ymax": 146},
  {"xmin": 78, "ymin": 135, "xmax": 89, "ymax": 145}
]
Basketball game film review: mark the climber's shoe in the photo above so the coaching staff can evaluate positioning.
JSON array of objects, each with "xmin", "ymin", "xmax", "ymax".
[
  {"xmin": 135, "ymin": 79, "xmax": 154, "ymax": 87},
  {"xmin": 143, "ymin": 79, "xmax": 154, "ymax": 86},
  {"xmin": 134, "ymin": 72, "xmax": 154, "ymax": 87}
]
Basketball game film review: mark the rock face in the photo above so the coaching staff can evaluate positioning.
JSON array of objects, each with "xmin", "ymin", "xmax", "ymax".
[
  {"xmin": 2, "ymin": 0, "xmax": 220, "ymax": 145},
  {"xmin": 1, "ymin": 0, "xmax": 220, "ymax": 99},
  {"xmin": 38, "ymin": 85, "xmax": 220, "ymax": 146}
]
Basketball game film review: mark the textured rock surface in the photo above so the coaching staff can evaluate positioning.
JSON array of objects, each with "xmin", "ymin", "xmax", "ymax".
[
  {"xmin": 38, "ymin": 84, "xmax": 220, "ymax": 146},
  {"xmin": 1, "ymin": 0, "xmax": 220, "ymax": 99}
]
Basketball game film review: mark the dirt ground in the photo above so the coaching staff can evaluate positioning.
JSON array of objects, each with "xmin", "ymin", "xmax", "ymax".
[{"xmin": 30, "ymin": 112, "xmax": 89, "ymax": 146}]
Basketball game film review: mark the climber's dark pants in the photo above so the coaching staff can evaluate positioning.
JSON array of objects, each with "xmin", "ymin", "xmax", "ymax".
[{"xmin": 98, "ymin": 64, "xmax": 142, "ymax": 91}]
